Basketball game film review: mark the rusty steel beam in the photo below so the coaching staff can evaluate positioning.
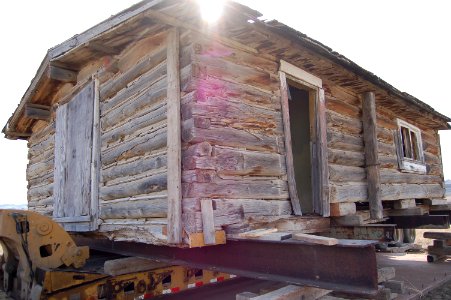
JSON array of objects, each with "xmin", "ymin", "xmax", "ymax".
[
  {"xmin": 75, "ymin": 236, "xmax": 378, "ymax": 297},
  {"xmin": 386, "ymin": 214, "xmax": 450, "ymax": 229}
]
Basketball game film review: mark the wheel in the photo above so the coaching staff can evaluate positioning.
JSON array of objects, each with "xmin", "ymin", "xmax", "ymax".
[
  {"xmin": 427, "ymin": 254, "xmax": 437, "ymax": 263},
  {"xmin": 403, "ymin": 228, "xmax": 416, "ymax": 243},
  {"xmin": 392, "ymin": 228, "xmax": 404, "ymax": 244}
]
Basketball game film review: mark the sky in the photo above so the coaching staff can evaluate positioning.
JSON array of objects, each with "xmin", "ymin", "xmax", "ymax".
[{"xmin": 0, "ymin": 0, "xmax": 450, "ymax": 206}]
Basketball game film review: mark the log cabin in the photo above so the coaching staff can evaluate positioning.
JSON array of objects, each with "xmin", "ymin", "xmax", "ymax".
[{"xmin": 3, "ymin": 0, "xmax": 450, "ymax": 247}]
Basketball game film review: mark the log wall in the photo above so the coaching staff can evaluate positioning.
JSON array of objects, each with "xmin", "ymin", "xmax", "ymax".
[
  {"xmin": 180, "ymin": 33, "xmax": 292, "ymax": 234},
  {"xmin": 324, "ymin": 84, "xmax": 445, "ymax": 207},
  {"xmin": 27, "ymin": 121, "xmax": 55, "ymax": 216}
]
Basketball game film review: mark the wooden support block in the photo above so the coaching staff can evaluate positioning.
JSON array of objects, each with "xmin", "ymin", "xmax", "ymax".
[
  {"xmin": 386, "ymin": 206, "xmax": 428, "ymax": 216},
  {"xmin": 424, "ymin": 198, "xmax": 449, "ymax": 206},
  {"xmin": 423, "ymin": 231, "xmax": 451, "ymax": 240},
  {"xmin": 238, "ymin": 228, "xmax": 278, "ymax": 238},
  {"xmin": 24, "ymin": 104, "xmax": 51, "ymax": 120},
  {"xmin": 252, "ymin": 285, "xmax": 330, "ymax": 300},
  {"xmin": 229, "ymin": 232, "xmax": 292, "ymax": 241},
  {"xmin": 330, "ymin": 202, "xmax": 356, "ymax": 217},
  {"xmin": 332, "ymin": 214, "xmax": 365, "ymax": 226},
  {"xmin": 236, "ymin": 292, "xmax": 259, "ymax": 300},
  {"xmin": 393, "ymin": 199, "xmax": 416, "ymax": 209},
  {"xmin": 378, "ymin": 267, "xmax": 395, "ymax": 283},
  {"xmin": 201, "ymin": 199, "xmax": 216, "ymax": 245},
  {"xmin": 383, "ymin": 280, "xmax": 406, "ymax": 294},
  {"xmin": 49, "ymin": 64, "xmax": 77, "ymax": 83},
  {"xmin": 188, "ymin": 230, "xmax": 226, "ymax": 248},
  {"xmin": 292, "ymin": 233, "xmax": 338, "ymax": 246},
  {"xmin": 104, "ymin": 257, "xmax": 170, "ymax": 276}
]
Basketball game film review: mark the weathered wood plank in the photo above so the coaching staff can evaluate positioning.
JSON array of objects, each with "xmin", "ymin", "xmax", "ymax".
[
  {"xmin": 53, "ymin": 102, "xmax": 68, "ymax": 218},
  {"xmin": 102, "ymin": 153, "xmax": 167, "ymax": 183},
  {"xmin": 201, "ymin": 199, "xmax": 216, "ymax": 245},
  {"xmin": 292, "ymin": 233, "xmax": 338, "ymax": 246},
  {"xmin": 317, "ymin": 88, "xmax": 330, "ymax": 217},
  {"xmin": 380, "ymin": 168, "xmax": 442, "ymax": 184},
  {"xmin": 183, "ymin": 147, "xmax": 286, "ymax": 176},
  {"xmin": 182, "ymin": 121, "xmax": 282, "ymax": 153},
  {"xmin": 328, "ymin": 164, "xmax": 366, "ymax": 182},
  {"xmin": 381, "ymin": 183, "xmax": 445, "ymax": 201},
  {"xmin": 183, "ymin": 179, "xmax": 289, "ymax": 200},
  {"xmin": 278, "ymin": 71, "xmax": 301, "ymax": 214},
  {"xmin": 101, "ymin": 126, "xmax": 167, "ymax": 166},
  {"xmin": 100, "ymin": 197, "xmax": 167, "ymax": 219},
  {"xmin": 166, "ymin": 27, "xmax": 182, "ymax": 244},
  {"xmin": 328, "ymin": 149, "xmax": 365, "ymax": 167},
  {"xmin": 330, "ymin": 202, "xmax": 356, "ymax": 217},
  {"xmin": 100, "ymin": 171, "xmax": 167, "ymax": 201}
]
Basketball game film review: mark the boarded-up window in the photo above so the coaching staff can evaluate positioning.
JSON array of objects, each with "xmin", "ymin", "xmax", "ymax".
[
  {"xmin": 53, "ymin": 82, "xmax": 99, "ymax": 231},
  {"xmin": 395, "ymin": 119, "xmax": 426, "ymax": 174}
]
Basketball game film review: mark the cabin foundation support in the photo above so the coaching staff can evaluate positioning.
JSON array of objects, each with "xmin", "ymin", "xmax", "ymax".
[{"xmin": 76, "ymin": 236, "xmax": 379, "ymax": 298}]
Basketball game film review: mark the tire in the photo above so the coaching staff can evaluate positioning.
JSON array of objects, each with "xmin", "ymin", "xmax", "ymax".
[{"xmin": 403, "ymin": 228, "xmax": 416, "ymax": 243}]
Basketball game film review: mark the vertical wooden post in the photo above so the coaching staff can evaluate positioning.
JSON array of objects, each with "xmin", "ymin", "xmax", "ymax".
[
  {"xmin": 90, "ymin": 78, "xmax": 101, "ymax": 230},
  {"xmin": 167, "ymin": 27, "xmax": 182, "ymax": 244},
  {"xmin": 317, "ymin": 88, "xmax": 330, "ymax": 217},
  {"xmin": 362, "ymin": 92, "xmax": 383, "ymax": 220}
]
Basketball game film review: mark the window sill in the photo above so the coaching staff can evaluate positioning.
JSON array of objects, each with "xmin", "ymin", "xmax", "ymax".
[{"xmin": 399, "ymin": 159, "xmax": 426, "ymax": 174}]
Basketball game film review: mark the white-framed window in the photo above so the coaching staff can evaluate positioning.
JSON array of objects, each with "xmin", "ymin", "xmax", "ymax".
[{"xmin": 395, "ymin": 119, "xmax": 426, "ymax": 174}]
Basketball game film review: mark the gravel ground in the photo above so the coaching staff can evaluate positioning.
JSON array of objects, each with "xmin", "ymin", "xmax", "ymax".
[{"xmin": 421, "ymin": 280, "xmax": 451, "ymax": 300}]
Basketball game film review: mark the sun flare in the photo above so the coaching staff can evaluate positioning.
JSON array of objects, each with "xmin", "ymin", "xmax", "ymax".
[{"xmin": 197, "ymin": 0, "xmax": 225, "ymax": 23}]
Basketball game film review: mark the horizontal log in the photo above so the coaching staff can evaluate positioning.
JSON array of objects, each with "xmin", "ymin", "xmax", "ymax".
[
  {"xmin": 182, "ymin": 169, "xmax": 217, "ymax": 183},
  {"xmin": 26, "ymin": 158, "xmax": 54, "ymax": 180},
  {"xmin": 101, "ymin": 44, "xmax": 167, "ymax": 100},
  {"xmin": 182, "ymin": 121, "xmax": 283, "ymax": 153},
  {"xmin": 326, "ymin": 97, "xmax": 361, "ymax": 118},
  {"xmin": 28, "ymin": 172, "xmax": 53, "ymax": 188},
  {"xmin": 381, "ymin": 183, "xmax": 445, "ymax": 201},
  {"xmin": 183, "ymin": 142, "xmax": 212, "ymax": 157},
  {"xmin": 24, "ymin": 104, "xmax": 51, "ymax": 120},
  {"xmin": 183, "ymin": 204, "xmax": 245, "ymax": 233},
  {"xmin": 330, "ymin": 182, "xmax": 445, "ymax": 203},
  {"xmin": 101, "ymin": 59, "xmax": 167, "ymax": 112},
  {"xmin": 328, "ymin": 164, "xmax": 366, "ymax": 182},
  {"xmin": 327, "ymin": 130, "xmax": 363, "ymax": 152},
  {"xmin": 326, "ymin": 111, "xmax": 362, "ymax": 135},
  {"xmin": 28, "ymin": 134, "xmax": 55, "ymax": 157},
  {"xmin": 100, "ymin": 197, "xmax": 168, "ymax": 219},
  {"xmin": 191, "ymin": 56, "xmax": 279, "ymax": 93},
  {"xmin": 183, "ymin": 179, "xmax": 289, "ymax": 200},
  {"xmin": 28, "ymin": 146, "xmax": 53, "ymax": 164},
  {"xmin": 27, "ymin": 183, "xmax": 53, "ymax": 200},
  {"xmin": 101, "ymin": 126, "xmax": 167, "ymax": 167},
  {"xmin": 378, "ymin": 141, "xmax": 396, "ymax": 156},
  {"xmin": 330, "ymin": 183, "xmax": 367, "ymax": 203},
  {"xmin": 184, "ymin": 77, "xmax": 279, "ymax": 110},
  {"xmin": 100, "ymin": 171, "xmax": 167, "ymax": 201},
  {"xmin": 28, "ymin": 196, "xmax": 53, "ymax": 208},
  {"xmin": 183, "ymin": 146, "xmax": 286, "ymax": 176},
  {"xmin": 328, "ymin": 149, "xmax": 364, "ymax": 167},
  {"xmin": 182, "ymin": 198, "xmax": 292, "ymax": 216},
  {"xmin": 98, "ymin": 223, "xmax": 167, "ymax": 245},
  {"xmin": 193, "ymin": 37, "xmax": 279, "ymax": 74},
  {"xmin": 102, "ymin": 101, "xmax": 167, "ymax": 146},
  {"xmin": 101, "ymin": 77, "xmax": 166, "ymax": 130},
  {"xmin": 49, "ymin": 64, "xmax": 77, "ymax": 83},
  {"xmin": 380, "ymin": 168, "xmax": 442, "ymax": 184},
  {"xmin": 182, "ymin": 97, "xmax": 283, "ymax": 135},
  {"xmin": 28, "ymin": 122, "xmax": 55, "ymax": 144},
  {"xmin": 102, "ymin": 153, "xmax": 167, "ymax": 183}
]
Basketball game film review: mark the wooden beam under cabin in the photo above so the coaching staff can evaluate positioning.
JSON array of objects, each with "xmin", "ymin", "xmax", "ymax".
[
  {"xmin": 24, "ymin": 104, "xmax": 51, "ymax": 120},
  {"xmin": 362, "ymin": 92, "xmax": 383, "ymax": 220},
  {"xmin": 166, "ymin": 27, "xmax": 183, "ymax": 244}
]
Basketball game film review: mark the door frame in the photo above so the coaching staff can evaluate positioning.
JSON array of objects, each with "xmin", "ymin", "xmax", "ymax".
[{"xmin": 279, "ymin": 60, "xmax": 330, "ymax": 216}]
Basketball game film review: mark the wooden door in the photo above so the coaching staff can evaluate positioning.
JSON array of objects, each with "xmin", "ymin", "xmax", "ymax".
[{"xmin": 53, "ymin": 82, "xmax": 99, "ymax": 231}]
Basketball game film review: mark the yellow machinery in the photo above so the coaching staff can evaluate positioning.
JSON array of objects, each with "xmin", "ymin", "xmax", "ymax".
[{"xmin": 0, "ymin": 210, "xmax": 232, "ymax": 299}]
